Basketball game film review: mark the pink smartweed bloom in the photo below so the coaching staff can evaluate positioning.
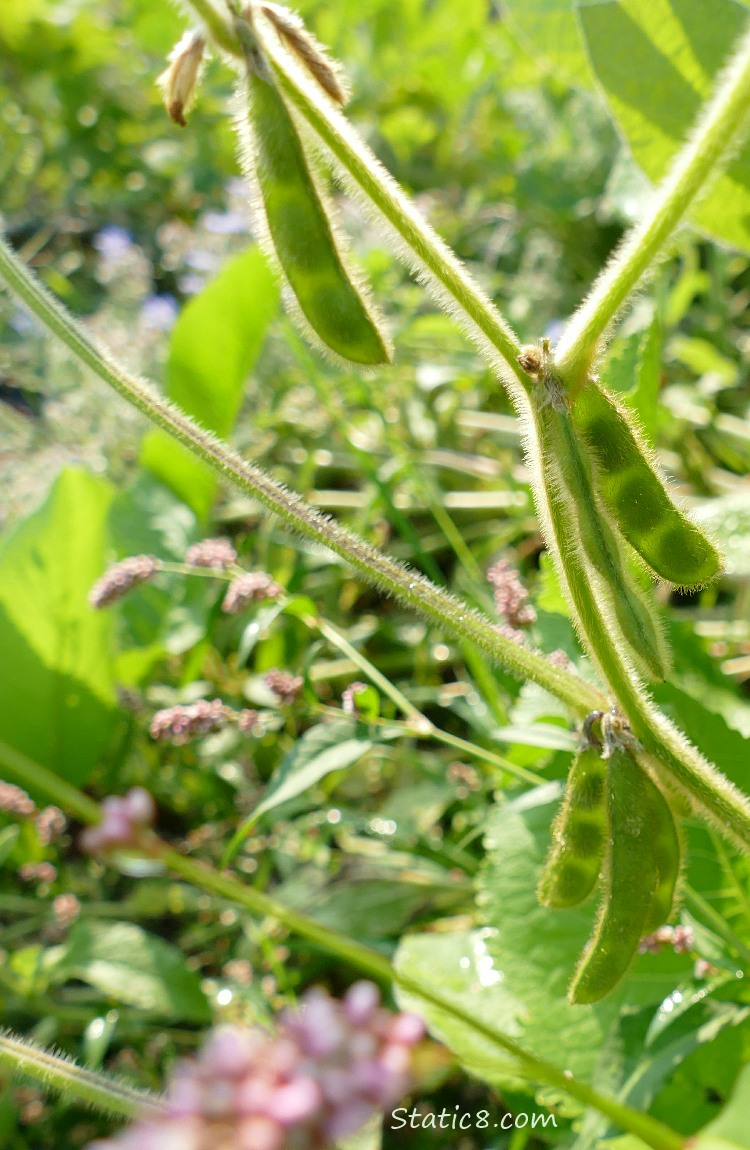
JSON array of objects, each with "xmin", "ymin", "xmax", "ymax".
[
  {"xmin": 222, "ymin": 572, "xmax": 283, "ymax": 613},
  {"xmin": 185, "ymin": 538, "xmax": 238, "ymax": 569},
  {"xmin": 79, "ymin": 788, "xmax": 156, "ymax": 855},
  {"xmin": 86, "ymin": 983, "xmax": 425, "ymax": 1150},
  {"xmin": 487, "ymin": 559, "xmax": 536, "ymax": 628},
  {"xmin": 89, "ymin": 556, "xmax": 158, "ymax": 608}
]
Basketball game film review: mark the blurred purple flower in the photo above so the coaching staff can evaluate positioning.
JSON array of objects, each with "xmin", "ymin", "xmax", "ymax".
[
  {"xmin": 86, "ymin": 983, "xmax": 426, "ymax": 1150},
  {"xmin": 141, "ymin": 294, "xmax": 179, "ymax": 332},
  {"xmin": 178, "ymin": 272, "xmax": 206, "ymax": 296},
  {"xmin": 202, "ymin": 210, "xmax": 247, "ymax": 235},
  {"xmin": 186, "ymin": 248, "xmax": 219, "ymax": 272},
  {"xmin": 94, "ymin": 225, "xmax": 133, "ymax": 262}
]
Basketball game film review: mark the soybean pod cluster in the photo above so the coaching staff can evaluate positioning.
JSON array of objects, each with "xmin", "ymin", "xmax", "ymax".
[{"xmin": 539, "ymin": 712, "xmax": 683, "ymax": 1005}]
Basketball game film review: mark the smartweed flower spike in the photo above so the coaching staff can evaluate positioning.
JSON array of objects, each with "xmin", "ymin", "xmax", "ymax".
[
  {"xmin": 232, "ymin": 6, "xmax": 392, "ymax": 366},
  {"xmin": 158, "ymin": 29, "xmax": 207, "ymax": 126},
  {"xmin": 185, "ymin": 537, "xmax": 238, "ymax": 568},
  {"xmin": 89, "ymin": 555, "xmax": 158, "ymax": 608},
  {"xmin": 86, "ymin": 983, "xmax": 425, "ymax": 1150},
  {"xmin": 222, "ymin": 570, "xmax": 283, "ymax": 611}
]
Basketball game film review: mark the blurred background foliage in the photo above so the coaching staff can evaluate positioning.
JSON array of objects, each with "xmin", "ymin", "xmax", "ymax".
[{"xmin": 1, "ymin": 0, "xmax": 750, "ymax": 1148}]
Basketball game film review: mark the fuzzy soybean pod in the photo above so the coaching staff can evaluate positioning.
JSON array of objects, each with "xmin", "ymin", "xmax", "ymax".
[
  {"xmin": 639, "ymin": 768, "xmax": 682, "ymax": 933},
  {"xmin": 571, "ymin": 381, "xmax": 721, "ymax": 589},
  {"xmin": 538, "ymin": 746, "xmax": 608, "ymax": 909},
  {"xmin": 569, "ymin": 750, "xmax": 659, "ymax": 1005},
  {"xmin": 546, "ymin": 404, "xmax": 670, "ymax": 682},
  {"xmin": 240, "ymin": 57, "xmax": 391, "ymax": 366}
]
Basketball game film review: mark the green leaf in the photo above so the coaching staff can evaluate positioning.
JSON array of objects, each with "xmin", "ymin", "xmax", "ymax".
[
  {"xmin": 503, "ymin": 0, "xmax": 596, "ymax": 90},
  {"xmin": 250, "ymin": 720, "xmax": 377, "ymax": 823},
  {"xmin": 140, "ymin": 247, "xmax": 278, "ymax": 519},
  {"xmin": 652, "ymin": 682, "xmax": 750, "ymax": 792},
  {"xmin": 579, "ymin": 0, "xmax": 750, "ymax": 252},
  {"xmin": 48, "ymin": 921, "xmax": 210, "ymax": 1022},
  {"xmin": 692, "ymin": 492, "xmax": 750, "ymax": 578},
  {"xmin": 394, "ymin": 929, "xmax": 525, "ymax": 1088},
  {"xmin": 696, "ymin": 1061, "xmax": 750, "ymax": 1148},
  {"xmin": 0, "ymin": 469, "xmax": 116, "ymax": 786}
]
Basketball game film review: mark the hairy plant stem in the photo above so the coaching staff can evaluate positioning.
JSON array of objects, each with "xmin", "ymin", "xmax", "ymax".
[
  {"xmin": 0, "ymin": 232, "xmax": 597, "ymax": 722},
  {"xmin": 0, "ymin": 739, "xmax": 681, "ymax": 1149},
  {"xmin": 555, "ymin": 21, "xmax": 750, "ymax": 386},
  {"xmin": 0, "ymin": 1031, "xmax": 161, "ymax": 1119}
]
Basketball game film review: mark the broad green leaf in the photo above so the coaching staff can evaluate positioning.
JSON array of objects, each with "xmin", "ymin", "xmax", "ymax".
[
  {"xmin": 696, "ymin": 1061, "xmax": 750, "ymax": 1148},
  {"xmin": 0, "ymin": 470, "xmax": 116, "ymax": 785},
  {"xmin": 394, "ymin": 929, "xmax": 525, "ymax": 1088},
  {"xmin": 279, "ymin": 874, "xmax": 466, "ymax": 940},
  {"xmin": 48, "ymin": 921, "xmax": 210, "ymax": 1022},
  {"xmin": 579, "ymin": 0, "xmax": 750, "ymax": 252},
  {"xmin": 106, "ymin": 476, "xmax": 217, "ymax": 670},
  {"xmin": 250, "ymin": 720, "xmax": 376, "ymax": 823},
  {"xmin": 140, "ymin": 247, "xmax": 278, "ymax": 519},
  {"xmin": 692, "ymin": 492, "xmax": 750, "ymax": 578},
  {"xmin": 652, "ymin": 682, "xmax": 750, "ymax": 792},
  {"xmin": 503, "ymin": 0, "xmax": 596, "ymax": 90}
]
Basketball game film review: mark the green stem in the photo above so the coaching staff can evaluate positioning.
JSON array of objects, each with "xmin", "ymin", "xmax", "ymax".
[
  {"xmin": 684, "ymin": 884, "xmax": 750, "ymax": 967},
  {"xmin": 0, "ymin": 232, "xmax": 597, "ymax": 721},
  {"xmin": 307, "ymin": 612, "xmax": 544, "ymax": 784},
  {"xmin": 0, "ymin": 1032, "xmax": 161, "ymax": 1119},
  {"xmin": 555, "ymin": 22, "xmax": 750, "ymax": 386},
  {"xmin": 236, "ymin": 12, "xmax": 750, "ymax": 845},
  {"xmin": 0, "ymin": 740, "xmax": 99, "ymax": 823}
]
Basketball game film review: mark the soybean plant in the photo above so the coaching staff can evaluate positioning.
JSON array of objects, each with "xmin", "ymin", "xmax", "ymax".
[{"xmin": 4, "ymin": 0, "xmax": 750, "ymax": 1013}]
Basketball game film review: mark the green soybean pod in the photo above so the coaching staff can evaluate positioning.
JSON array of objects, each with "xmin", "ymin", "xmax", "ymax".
[
  {"xmin": 569, "ymin": 751, "xmax": 658, "ymax": 1005},
  {"xmin": 550, "ymin": 405, "xmax": 670, "ymax": 682},
  {"xmin": 538, "ymin": 746, "xmax": 607, "ymax": 909},
  {"xmin": 640, "ymin": 768, "xmax": 682, "ymax": 933},
  {"xmin": 240, "ymin": 62, "xmax": 391, "ymax": 366},
  {"xmin": 572, "ymin": 381, "xmax": 721, "ymax": 589}
]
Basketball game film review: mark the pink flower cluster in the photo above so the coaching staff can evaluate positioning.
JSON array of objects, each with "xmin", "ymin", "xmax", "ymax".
[
  {"xmin": 0, "ymin": 780, "xmax": 36, "ymax": 817},
  {"xmin": 264, "ymin": 670, "xmax": 303, "ymax": 705},
  {"xmin": 79, "ymin": 788, "xmax": 156, "ymax": 855},
  {"xmin": 150, "ymin": 700, "xmax": 260, "ymax": 744},
  {"xmin": 487, "ymin": 559, "xmax": 536, "ymax": 629},
  {"xmin": 639, "ymin": 924, "xmax": 694, "ymax": 955},
  {"xmin": 185, "ymin": 538, "xmax": 238, "ymax": 569},
  {"xmin": 89, "ymin": 556, "xmax": 158, "ymax": 608},
  {"xmin": 223, "ymin": 572, "xmax": 283, "ymax": 613},
  {"xmin": 87, "ymin": 983, "xmax": 425, "ymax": 1150}
]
